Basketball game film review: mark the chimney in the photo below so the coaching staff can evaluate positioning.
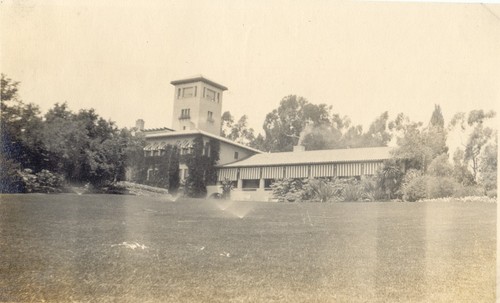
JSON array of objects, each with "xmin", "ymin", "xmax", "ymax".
[
  {"xmin": 293, "ymin": 145, "xmax": 305, "ymax": 152},
  {"xmin": 135, "ymin": 119, "xmax": 145, "ymax": 131}
]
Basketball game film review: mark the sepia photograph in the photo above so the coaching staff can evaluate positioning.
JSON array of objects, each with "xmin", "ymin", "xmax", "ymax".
[{"xmin": 1, "ymin": 0, "xmax": 498, "ymax": 302}]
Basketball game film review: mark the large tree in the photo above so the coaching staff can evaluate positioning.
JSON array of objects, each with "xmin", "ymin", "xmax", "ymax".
[
  {"xmin": 261, "ymin": 95, "xmax": 332, "ymax": 152},
  {"xmin": 362, "ymin": 111, "xmax": 392, "ymax": 147},
  {"xmin": 221, "ymin": 111, "xmax": 256, "ymax": 145},
  {"xmin": 41, "ymin": 102, "xmax": 140, "ymax": 187},
  {"xmin": 1, "ymin": 74, "xmax": 47, "ymax": 172},
  {"xmin": 449, "ymin": 109, "xmax": 496, "ymax": 181},
  {"xmin": 390, "ymin": 106, "xmax": 449, "ymax": 172},
  {"xmin": 389, "ymin": 113, "xmax": 434, "ymax": 171}
]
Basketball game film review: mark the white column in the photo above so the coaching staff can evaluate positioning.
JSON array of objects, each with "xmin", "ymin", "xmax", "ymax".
[{"xmin": 258, "ymin": 178, "xmax": 265, "ymax": 191}]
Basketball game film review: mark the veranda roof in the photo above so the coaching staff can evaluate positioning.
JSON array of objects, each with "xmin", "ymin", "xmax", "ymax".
[{"xmin": 220, "ymin": 146, "xmax": 392, "ymax": 168}]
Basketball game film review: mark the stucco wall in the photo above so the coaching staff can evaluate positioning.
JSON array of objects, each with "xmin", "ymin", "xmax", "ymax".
[{"xmin": 171, "ymin": 81, "xmax": 223, "ymax": 136}]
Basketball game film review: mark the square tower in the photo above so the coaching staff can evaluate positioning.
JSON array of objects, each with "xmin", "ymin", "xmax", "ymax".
[{"xmin": 170, "ymin": 75, "xmax": 227, "ymax": 136}]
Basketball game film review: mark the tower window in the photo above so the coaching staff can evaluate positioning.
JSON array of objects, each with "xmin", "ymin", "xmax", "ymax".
[
  {"xmin": 207, "ymin": 111, "xmax": 214, "ymax": 122},
  {"xmin": 177, "ymin": 88, "xmax": 181, "ymax": 99},
  {"xmin": 234, "ymin": 152, "xmax": 239, "ymax": 159},
  {"xmin": 182, "ymin": 87, "xmax": 194, "ymax": 98},
  {"xmin": 204, "ymin": 142, "xmax": 210, "ymax": 156},
  {"xmin": 217, "ymin": 92, "xmax": 220, "ymax": 102},
  {"xmin": 204, "ymin": 88, "xmax": 216, "ymax": 101},
  {"xmin": 180, "ymin": 108, "xmax": 190, "ymax": 119}
]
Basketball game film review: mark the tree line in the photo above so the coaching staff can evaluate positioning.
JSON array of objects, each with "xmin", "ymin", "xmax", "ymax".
[
  {"xmin": 1, "ymin": 74, "xmax": 144, "ymax": 192},
  {"xmin": 222, "ymin": 96, "xmax": 497, "ymax": 199},
  {"xmin": 1, "ymin": 74, "xmax": 497, "ymax": 199}
]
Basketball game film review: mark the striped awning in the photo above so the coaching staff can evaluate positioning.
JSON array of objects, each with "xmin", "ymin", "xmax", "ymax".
[
  {"xmin": 218, "ymin": 168, "xmax": 238, "ymax": 181},
  {"xmin": 240, "ymin": 167, "xmax": 260, "ymax": 179},
  {"xmin": 310, "ymin": 164, "xmax": 336, "ymax": 178},
  {"xmin": 144, "ymin": 141, "xmax": 170, "ymax": 151},
  {"xmin": 364, "ymin": 161, "xmax": 383, "ymax": 175},
  {"xmin": 285, "ymin": 165, "xmax": 309, "ymax": 178},
  {"xmin": 262, "ymin": 166, "xmax": 284, "ymax": 179},
  {"xmin": 337, "ymin": 163, "xmax": 362, "ymax": 177},
  {"xmin": 176, "ymin": 139, "xmax": 192, "ymax": 149},
  {"xmin": 144, "ymin": 142, "xmax": 160, "ymax": 151}
]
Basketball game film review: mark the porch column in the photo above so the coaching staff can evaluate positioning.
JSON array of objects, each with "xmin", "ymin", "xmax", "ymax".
[
  {"xmin": 237, "ymin": 178, "xmax": 243, "ymax": 189},
  {"xmin": 258, "ymin": 178, "xmax": 265, "ymax": 191}
]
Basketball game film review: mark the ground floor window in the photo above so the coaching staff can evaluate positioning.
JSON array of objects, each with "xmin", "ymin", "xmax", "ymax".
[
  {"xmin": 264, "ymin": 179, "xmax": 275, "ymax": 189},
  {"xmin": 179, "ymin": 168, "xmax": 189, "ymax": 180},
  {"xmin": 242, "ymin": 179, "xmax": 259, "ymax": 191}
]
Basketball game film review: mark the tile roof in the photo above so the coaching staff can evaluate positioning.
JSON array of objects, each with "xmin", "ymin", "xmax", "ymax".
[{"xmin": 221, "ymin": 146, "xmax": 392, "ymax": 167}]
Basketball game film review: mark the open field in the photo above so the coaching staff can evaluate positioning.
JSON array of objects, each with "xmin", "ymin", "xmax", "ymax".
[{"xmin": 0, "ymin": 194, "xmax": 496, "ymax": 302}]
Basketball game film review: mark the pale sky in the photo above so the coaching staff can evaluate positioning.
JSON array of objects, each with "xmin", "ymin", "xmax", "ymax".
[{"xmin": 1, "ymin": 1, "xmax": 499, "ymax": 134}]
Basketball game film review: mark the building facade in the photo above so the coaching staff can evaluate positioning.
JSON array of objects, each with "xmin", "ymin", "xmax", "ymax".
[
  {"xmin": 138, "ymin": 76, "xmax": 260, "ymax": 184},
  {"xmin": 170, "ymin": 75, "xmax": 228, "ymax": 136},
  {"xmin": 136, "ymin": 75, "xmax": 392, "ymax": 201},
  {"xmin": 217, "ymin": 146, "xmax": 392, "ymax": 201}
]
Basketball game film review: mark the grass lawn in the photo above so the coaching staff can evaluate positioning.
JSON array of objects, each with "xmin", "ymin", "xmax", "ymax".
[{"xmin": 0, "ymin": 194, "xmax": 496, "ymax": 302}]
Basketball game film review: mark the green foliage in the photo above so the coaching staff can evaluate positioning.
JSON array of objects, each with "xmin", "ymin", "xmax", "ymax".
[
  {"xmin": 259, "ymin": 94, "xmax": 392, "ymax": 152},
  {"xmin": 450, "ymin": 110, "xmax": 496, "ymax": 182},
  {"xmin": 343, "ymin": 182, "xmax": 364, "ymax": 202},
  {"xmin": 272, "ymin": 177, "xmax": 379, "ymax": 202},
  {"xmin": 453, "ymin": 185, "xmax": 485, "ymax": 198},
  {"xmin": 143, "ymin": 144, "xmax": 180, "ymax": 191},
  {"xmin": 430, "ymin": 104, "xmax": 445, "ymax": 128},
  {"xmin": 41, "ymin": 104, "xmax": 132, "ymax": 186},
  {"xmin": 361, "ymin": 111, "xmax": 392, "ymax": 147},
  {"xmin": 0, "ymin": 154, "xmax": 25, "ymax": 193},
  {"xmin": 220, "ymin": 178, "xmax": 234, "ymax": 199},
  {"xmin": 452, "ymin": 149, "xmax": 475, "ymax": 186},
  {"xmin": 375, "ymin": 159, "xmax": 405, "ymax": 199},
  {"xmin": 1, "ymin": 74, "xmax": 142, "ymax": 191},
  {"xmin": 1, "ymin": 74, "xmax": 47, "ymax": 173},
  {"xmin": 185, "ymin": 136, "xmax": 220, "ymax": 197},
  {"xmin": 308, "ymin": 179, "xmax": 341, "ymax": 202},
  {"xmin": 261, "ymin": 95, "xmax": 333, "ymax": 152},
  {"xmin": 124, "ymin": 130, "xmax": 147, "ymax": 182},
  {"xmin": 300, "ymin": 112, "xmax": 391, "ymax": 151},
  {"xmin": 425, "ymin": 176, "xmax": 459, "ymax": 199},
  {"xmin": 206, "ymin": 139, "xmax": 220, "ymax": 185},
  {"xmin": 479, "ymin": 140, "xmax": 497, "ymax": 192},
  {"xmin": 271, "ymin": 178, "xmax": 309, "ymax": 202},
  {"xmin": 19, "ymin": 169, "xmax": 65, "ymax": 193},
  {"xmin": 389, "ymin": 112, "xmax": 446, "ymax": 172},
  {"xmin": 401, "ymin": 170, "xmax": 426, "ymax": 202},
  {"xmin": 402, "ymin": 169, "xmax": 470, "ymax": 201},
  {"xmin": 221, "ymin": 111, "xmax": 256, "ymax": 145},
  {"xmin": 427, "ymin": 154, "xmax": 453, "ymax": 177}
]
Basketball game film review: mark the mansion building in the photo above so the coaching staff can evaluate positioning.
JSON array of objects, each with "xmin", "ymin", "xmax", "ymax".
[{"xmin": 137, "ymin": 75, "xmax": 391, "ymax": 201}]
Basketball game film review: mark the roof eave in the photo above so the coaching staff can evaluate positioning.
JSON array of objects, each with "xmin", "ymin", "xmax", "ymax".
[{"xmin": 170, "ymin": 76, "xmax": 228, "ymax": 91}]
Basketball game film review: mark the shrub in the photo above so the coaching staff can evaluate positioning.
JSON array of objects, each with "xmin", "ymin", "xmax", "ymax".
[
  {"xmin": 308, "ymin": 179, "xmax": 341, "ymax": 202},
  {"xmin": 425, "ymin": 176, "xmax": 459, "ymax": 199},
  {"xmin": 0, "ymin": 156, "xmax": 25, "ymax": 193},
  {"xmin": 453, "ymin": 185, "xmax": 485, "ymax": 198},
  {"xmin": 486, "ymin": 189, "xmax": 497, "ymax": 198},
  {"xmin": 343, "ymin": 182, "xmax": 363, "ymax": 202},
  {"xmin": 19, "ymin": 169, "xmax": 65, "ymax": 193},
  {"xmin": 271, "ymin": 178, "xmax": 310, "ymax": 202},
  {"xmin": 220, "ymin": 178, "xmax": 234, "ymax": 199},
  {"xmin": 401, "ymin": 170, "xmax": 426, "ymax": 202},
  {"xmin": 375, "ymin": 159, "xmax": 405, "ymax": 200},
  {"xmin": 427, "ymin": 154, "xmax": 454, "ymax": 177}
]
